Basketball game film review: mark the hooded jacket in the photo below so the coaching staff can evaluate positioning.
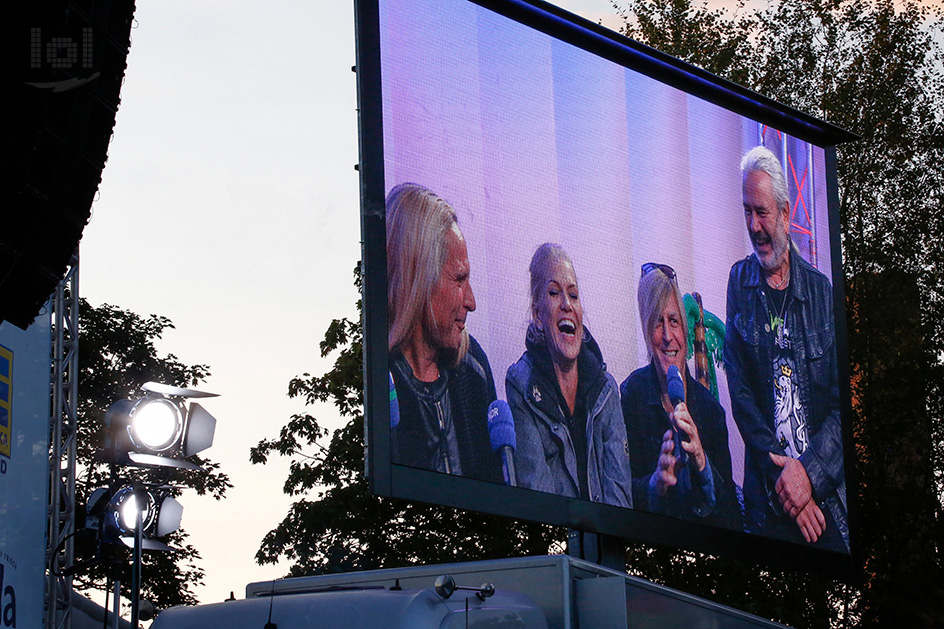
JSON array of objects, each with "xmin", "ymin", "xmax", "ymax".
[{"xmin": 505, "ymin": 324, "xmax": 632, "ymax": 507}]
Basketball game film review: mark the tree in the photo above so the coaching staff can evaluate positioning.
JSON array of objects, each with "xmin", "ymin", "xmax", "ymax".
[
  {"xmin": 255, "ymin": 0, "xmax": 944, "ymax": 625},
  {"xmin": 72, "ymin": 298, "xmax": 232, "ymax": 609},
  {"xmin": 617, "ymin": 0, "xmax": 944, "ymax": 625},
  {"xmin": 250, "ymin": 267, "xmax": 562, "ymax": 577}
]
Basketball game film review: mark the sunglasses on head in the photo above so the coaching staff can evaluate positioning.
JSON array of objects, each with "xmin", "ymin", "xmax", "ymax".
[{"xmin": 641, "ymin": 263, "xmax": 676, "ymax": 280}]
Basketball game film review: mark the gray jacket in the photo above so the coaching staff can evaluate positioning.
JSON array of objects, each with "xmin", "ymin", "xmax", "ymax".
[{"xmin": 505, "ymin": 325, "xmax": 633, "ymax": 507}]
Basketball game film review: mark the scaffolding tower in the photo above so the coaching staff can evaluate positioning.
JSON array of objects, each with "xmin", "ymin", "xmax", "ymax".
[{"xmin": 46, "ymin": 251, "xmax": 79, "ymax": 629}]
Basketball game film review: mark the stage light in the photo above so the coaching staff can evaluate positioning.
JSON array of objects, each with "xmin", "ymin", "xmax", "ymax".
[
  {"xmin": 117, "ymin": 488, "xmax": 155, "ymax": 533},
  {"xmin": 108, "ymin": 486, "xmax": 183, "ymax": 542},
  {"xmin": 87, "ymin": 484, "xmax": 183, "ymax": 551},
  {"xmin": 103, "ymin": 381, "xmax": 218, "ymax": 470},
  {"xmin": 83, "ymin": 382, "xmax": 220, "ymax": 629},
  {"xmin": 130, "ymin": 398, "xmax": 182, "ymax": 453}
]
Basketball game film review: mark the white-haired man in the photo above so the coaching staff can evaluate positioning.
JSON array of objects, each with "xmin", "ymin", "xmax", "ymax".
[{"xmin": 724, "ymin": 146, "xmax": 848, "ymax": 552}]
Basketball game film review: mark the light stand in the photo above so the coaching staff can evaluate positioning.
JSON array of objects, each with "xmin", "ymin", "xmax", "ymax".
[
  {"xmin": 112, "ymin": 579, "xmax": 121, "ymax": 629},
  {"xmin": 68, "ymin": 381, "xmax": 219, "ymax": 628},
  {"xmin": 130, "ymin": 484, "xmax": 145, "ymax": 629}
]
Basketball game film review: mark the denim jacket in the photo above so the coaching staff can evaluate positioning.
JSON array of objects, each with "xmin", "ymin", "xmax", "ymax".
[{"xmin": 724, "ymin": 249, "xmax": 847, "ymax": 546}]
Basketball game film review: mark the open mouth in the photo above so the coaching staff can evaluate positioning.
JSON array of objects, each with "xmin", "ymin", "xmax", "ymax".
[{"xmin": 557, "ymin": 319, "xmax": 577, "ymax": 336}]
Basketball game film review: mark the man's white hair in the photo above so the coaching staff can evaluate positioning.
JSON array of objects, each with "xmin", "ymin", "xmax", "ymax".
[{"xmin": 741, "ymin": 145, "xmax": 789, "ymax": 212}]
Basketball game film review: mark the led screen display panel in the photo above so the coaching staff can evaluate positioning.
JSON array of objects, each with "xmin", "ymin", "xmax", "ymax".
[{"xmin": 356, "ymin": 0, "xmax": 857, "ymax": 576}]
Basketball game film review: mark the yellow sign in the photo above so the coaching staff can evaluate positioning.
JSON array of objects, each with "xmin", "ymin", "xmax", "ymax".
[{"xmin": 0, "ymin": 345, "xmax": 11, "ymax": 459}]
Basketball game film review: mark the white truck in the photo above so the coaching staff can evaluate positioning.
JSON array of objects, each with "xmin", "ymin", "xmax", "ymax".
[{"xmin": 149, "ymin": 555, "xmax": 790, "ymax": 628}]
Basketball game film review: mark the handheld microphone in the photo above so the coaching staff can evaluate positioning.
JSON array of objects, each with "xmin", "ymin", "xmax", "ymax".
[
  {"xmin": 487, "ymin": 400, "xmax": 517, "ymax": 487},
  {"xmin": 666, "ymin": 365, "xmax": 688, "ymax": 466},
  {"xmin": 667, "ymin": 365, "xmax": 685, "ymax": 407}
]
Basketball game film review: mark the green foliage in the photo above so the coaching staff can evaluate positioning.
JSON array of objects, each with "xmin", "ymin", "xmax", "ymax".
[
  {"xmin": 624, "ymin": 544, "xmax": 855, "ymax": 624},
  {"xmin": 615, "ymin": 0, "xmax": 944, "ymax": 625},
  {"xmin": 251, "ymin": 267, "xmax": 563, "ymax": 577},
  {"xmin": 74, "ymin": 298, "xmax": 231, "ymax": 609},
  {"xmin": 254, "ymin": 0, "xmax": 944, "ymax": 625},
  {"xmin": 615, "ymin": 0, "xmax": 756, "ymax": 82},
  {"xmin": 847, "ymin": 270, "xmax": 944, "ymax": 627}
]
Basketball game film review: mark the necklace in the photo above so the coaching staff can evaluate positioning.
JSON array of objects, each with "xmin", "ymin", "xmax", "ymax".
[
  {"xmin": 767, "ymin": 282, "xmax": 789, "ymax": 342},
  {"xmin": 775, "ymin": 288, "xmax": 788, "ymax": 322},
  {"xmin": 770, "ymin": 267, "xmax": 790, "ymax": 289}
]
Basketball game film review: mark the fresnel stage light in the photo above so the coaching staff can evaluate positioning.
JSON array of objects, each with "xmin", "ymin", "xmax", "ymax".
[
  {"xmin": 77, "ymin": 382, "xmax": 220, "ymax": 628},
  {"xmin": 103, "ymin": 381, "xmax": 218, "ymax": 469},
  {"xmin": 92, "ymin": 382, "xmax": 218, "ymax": 549},
  {"xmin": 86, "ymin": 484, "xmax": 184, "ymax": 551}
]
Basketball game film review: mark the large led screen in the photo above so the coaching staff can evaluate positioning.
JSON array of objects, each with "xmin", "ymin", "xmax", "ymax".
[{"xmin": 357, "ymin": 0, "xmax": 857, "ymax": 575}]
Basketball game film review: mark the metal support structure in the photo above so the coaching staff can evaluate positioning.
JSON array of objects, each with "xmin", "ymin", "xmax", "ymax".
[
  {"xmin": 46, "ymin": 250, "xmax": 80, "ymax": 629},
  {"xmin": 566, "ymin": 529, "xmax": 625, "ymax": 572},
  {"xmin": 112, "ymin": 580, "xmax": 122, "ymax": 629},
  {"xmin": 130, "ymin": 485, "xmax": 144, "ymax": 629}
]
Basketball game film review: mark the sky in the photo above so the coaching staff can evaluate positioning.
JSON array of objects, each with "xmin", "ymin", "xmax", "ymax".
[{"xmin": 78, "ymin": 0, "xmax": 627, "ymax": 606}]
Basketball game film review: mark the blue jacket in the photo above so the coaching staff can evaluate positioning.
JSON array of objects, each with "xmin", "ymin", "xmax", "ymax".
[
  {"xmin": 723, "ymin": 249, "xmax": 847, "ymax": 548},
  {"xmin": 505, "ymin": 325, "xmax": 632, "ymax": 507}
]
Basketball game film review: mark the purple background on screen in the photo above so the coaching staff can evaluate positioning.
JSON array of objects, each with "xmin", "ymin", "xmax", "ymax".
[{"xmin": 379, "ymin": 0, "xmax": 832, "ymax": 491}]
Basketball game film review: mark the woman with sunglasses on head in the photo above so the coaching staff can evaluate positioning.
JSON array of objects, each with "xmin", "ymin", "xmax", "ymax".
[
  {"xmin": 505, "ymin": 243, "xmax": 632, "ymax": 507},
  {"xmin": 620, "ymin": 263, "xmax": 740, "ymax": 529}
]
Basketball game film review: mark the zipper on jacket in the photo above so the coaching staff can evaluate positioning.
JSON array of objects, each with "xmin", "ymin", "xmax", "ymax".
[{"xmin": 435, "ymin": 400, "xmax": 451, "ymax": 474}]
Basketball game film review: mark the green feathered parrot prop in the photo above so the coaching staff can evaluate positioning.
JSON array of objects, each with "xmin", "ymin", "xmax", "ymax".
[{"xmin": 683, "ymin": 292, "xmax": 726, "ymax": 400}]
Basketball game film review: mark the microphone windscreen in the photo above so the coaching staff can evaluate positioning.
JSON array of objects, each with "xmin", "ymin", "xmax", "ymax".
[
  {"xmin": 389, "ymin": 372, "xmax": 400, "ymax": 429},
  {"xmin": 487, "ymin": 400, "xmax": 515, "ymax": 451},
  {"xmin": 667, "ymin": 365, "xmax": 685, "ymax": 406}
]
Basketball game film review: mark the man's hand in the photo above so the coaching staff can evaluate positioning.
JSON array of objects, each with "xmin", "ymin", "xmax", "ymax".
[
  {"xmin": 652, "ymin": 430, "xmax": 678, "ymax": 496},
  {"xmin": 672, "ymin": 403, "xmax": 706, "ymax": 472},
  {"xmin": 769, "ymin": 452, "xmax": 812, "ymax": 518},
  {"xmin": 795, "ymin": 500, "xmax": 826, "ymax": 543}
]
